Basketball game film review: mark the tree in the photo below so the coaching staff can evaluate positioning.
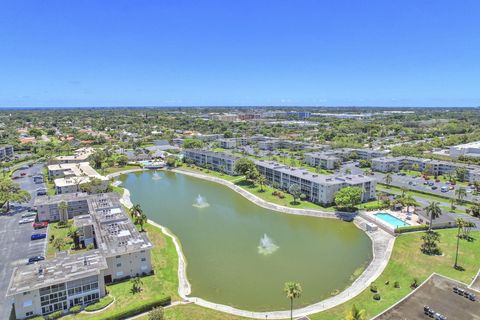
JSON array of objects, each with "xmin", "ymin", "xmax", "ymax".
[
  {"xmin": 284, "ymin": 282, "xmax": 302, "ymax": 320},
  {"xmin": 130, "ymin": 277, "xmax": 143, "ymax": 294},
  {"xmin": 0, "ymin": 178, "xmax": 31, "ymax": 212},
  {"xmin": 135, "ymin": 212, "xmax": 148, "ymax": 232},
  {"xmin": 403, "ymin": 194, "xmax": 418, "ymax": 214},
  {"xmin": 183, "ymin": 139, "xmax": 204, "ymax": 149},
  {"xmin": 129, "ymin": 204, "xmax": 143, "ymax": 219},
  {"xmin": 68, "ymin": 227, "xmax": 81, "ymax": 249},
  {"xmin": 148, "ymin": 307, "xmax": 164, "ymax": 320},
  {"xmin": 384, "ymin": 173, "xmax": 392, "ymax": 187},
  {"xmin": 289, "ymin": 184, "xmax": 301, "ymax": 204},
  {"xmin": 257, "ymin": 174, "xmax": 266, "ymax": 192},
  {"xmin": 345, "ymin": 168, "xmax": 352, "ymax": 175},
  {"xmin": 424, "ymin": 201, "xmax": 442, "ymax": 231},
  {"xmin": 52, "ymin": 237, "xmax": 66, "ymax": 252},
  {"xmin": 455, "ymin": 187, "xmax": 467, "ymax": 203},
  {"xmin": 455, "ymin": 167, "xmax": 467, "ymax": 182},
  {"xmin": 345, "ymin": 304, "xmax": 366, "ymax": 320},
  {"xmin": 421, "ymin": 230, "xmax": 441, "ymax": 255},
  {"xmin": 454, "ymin": 218, "xmax": 465, "ymax": 269},
  {"xmin": 234, "ymin": 158, "xmax": 257, "ymax": 177},
  {"xmin": 400, "ymin": 186, "xmax": 408, "ymax": 197},
  {"xmin": 334, "ymin": 187, "xmax": 363, "ymax": 209}
]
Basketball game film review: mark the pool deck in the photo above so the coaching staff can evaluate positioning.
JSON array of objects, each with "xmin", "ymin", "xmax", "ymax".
[{"xmin": 123, "ymin": 168, "xmax": 392, "ymax": 319}]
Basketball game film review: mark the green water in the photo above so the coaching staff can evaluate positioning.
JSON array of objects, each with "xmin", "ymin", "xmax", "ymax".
[{"xmin": 120, "ymin": 171, "xmax": 373, "ymax": 311}]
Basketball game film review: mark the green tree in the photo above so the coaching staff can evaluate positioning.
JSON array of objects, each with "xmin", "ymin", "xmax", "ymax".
[
  {"xmin": 284, "ymin": 282, "xmax": 302, "ymax": 320},
  {"xmin": 130, "ymin": 277, "xmax": 143, "ymax": 294},
  {"xmin": 129, "ymin": 204, "xmax": 143, "ymax": 219},
  {"xmin": 257, "ymin": 174, "xmax": 266, "ymax": 192},
  {"xmin": 455, "ymin": 167, "xmax": 467, "ymax": 182},
  {"xmin": 183, "ymin": 139, "xmax": 204, "ymax": 149},
  {"xmin": 454, "ymin": 218, "xmax": 465, "ymax": 269},
  {"xmin": 135, "ymin": 212, "xmax": 148, "ymax": 232},
  {"xmin": 455, "ymin": 187, "xmax": 467, "ymax": 203},
  {"xmin": 345, "ymin": 304, "xmax": 366, "ymax": 320},
  {"xmin": 52, "ymin": 237, "xmax": 66, "ymax": 252},
  {"xmin": 68, "ymin": 227, "xmax": 81, "ymax": 249},
  {"xmin": 0, "ymin": 178, "xmax": 31, "ymax": 212},
  {"xmin": 234, "ymin": 158, "xmax": 256, "ymax": 176},
  {"xmin": 334, "ymin": 187, "xmax": 363, "ymax": 209},
  {"xmin": 288, "ymin": 184, "xmax": 302, "ymax": 204},
  {"xmin": 384, "ymin": 173, "xmax": 393, "ymax": 187},
  {"xmin": 424, "ymin": 201, "xmax": 442, "ymax": 231}
]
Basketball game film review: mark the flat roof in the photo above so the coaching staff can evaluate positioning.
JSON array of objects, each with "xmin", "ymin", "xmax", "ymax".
[
  {"xmin": 7, "ymin": 250, "xmax": 107, "ymax": 296},
  {"xmin": 34, "ymin": 192, "xmax": 90, "ymax": 206}
]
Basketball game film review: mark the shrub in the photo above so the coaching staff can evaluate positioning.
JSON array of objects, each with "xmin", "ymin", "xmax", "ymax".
[
  {"xmin": 85, "ymin": 295, "xmax": 114, "ymax": 312},
  {"xmin": 102, "ymin": 296, "xmax": 171, "ymax": 320},
  {"xmin": 410, "ymin": 278, "xmax": 419, "ymax": 289},
  {"xmin": 384, "ymin": 280, "xmax": 389, "ymax": 285},
  {"xmin": 370, "ymin": 283, "xmax": 378, "ymax": 293},
  {"xmin": 373, "ymin": 293, "xmax": 381, "ymax": 300},
  {"xmin": 86, "ymin": 243, "xmax": 95, "ymax": 250},
  {"xmin": 69, "ymin": 305, "xmax": 81, "ymax": 314},
  {"xmin": 46, "ymin": 311, "xmax": 63, "ymax": 319},
  {"xmin": 395, "ymin": 225, "xmax": 429, "ymax": 234},
  {"xmin": 394, "ymin": 281, "xmax": 400, "ymax": 288},
  {"xmin": 148, "ymin": 307, "xmax": 164, "ymax": 320}
]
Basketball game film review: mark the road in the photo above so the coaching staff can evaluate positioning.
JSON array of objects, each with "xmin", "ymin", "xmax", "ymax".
[{"xmin": 0, "ymin": 162, "xmax": 48, "ymax": 318}]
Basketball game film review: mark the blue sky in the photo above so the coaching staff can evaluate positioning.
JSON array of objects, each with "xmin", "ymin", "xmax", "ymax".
[{"xmin": 0, "ymin": 0, "xmax": 479, "ymax": 107}]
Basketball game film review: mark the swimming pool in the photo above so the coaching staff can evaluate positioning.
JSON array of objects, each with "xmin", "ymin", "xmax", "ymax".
[{"xmin": 374, "ymin": 212, "xmax": 410, "ymax": 227}]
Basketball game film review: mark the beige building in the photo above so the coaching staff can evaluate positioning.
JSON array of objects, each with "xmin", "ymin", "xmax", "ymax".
[
  {"xmin": 47, "ymin": 162, "xmax": 109, "ymax": 194},
  {"xmin": 12, "ymin": 193, "xmax": 154, "ymax": 319},
  {"xmin": 51, "ymin": 147, "xmax": 94, "ymax": 164}
]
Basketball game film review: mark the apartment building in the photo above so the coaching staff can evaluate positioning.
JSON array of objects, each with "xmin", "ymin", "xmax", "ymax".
[
  {"xmin": 183, "ymin": 149, "xmax": 240, "ymax": 175},
  {"xmin": 52, "ymin": 147, "xmax": 94, "ymax": 164},
  {"xmin": 304, "ymin": 152, "xmax": 341, "ymax": 170},
  {"xmin": 47, "ymin": 162, "xmax": 109, "ymax": 194},
  {"xmin": 353, "ymin": 148, "xmax": 389, "ymax": 160},
  {"xmin": 13, "ymin": 193, "xmax": 154, "ymax": 319},
  {"xmin": 0, "ymin": 144, "xmax": 14, "ymax": 161},
  {"xmin": 372, "ymin": 156, "xmax": 480, "ymax": 182},
  {"xmin": 255, "ymin": 160, "xmax": 376, "ymax": 205},
  {"xmin": 258, "ymin": 138, "xmax": 307, "ymax": 151},
  {"xmin": 450, "ymin": 141, "xmax": 480, "ymax": 158},
  {"xmin": 7, "ymin": 251, "xmax": 108, "ymax": 319},
  {"xmin": 218, "ymin": 138, "xmax": 237, "ymax": 149}
]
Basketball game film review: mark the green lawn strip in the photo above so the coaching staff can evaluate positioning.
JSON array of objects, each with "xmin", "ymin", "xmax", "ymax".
[
  {"xmin": 83, "ymin": 295, "xmax": 114, "ymax": 311},
  {"xmin": 64, "ymin": 223, "xmax": 179, "ymax": 319},
  {"xmin": 309, "ymin": 229, "xmax": 480, "ymax": 320},
  {"xmin": 135, "ymin": 304, "xmax": 250, "ymax": 320},
  {"xmin": 103, "ymin": 164, "xmax": 142, "ymax": 175},
  {"xmin": 177, "ymin": 165, "xmax": 243, "ymax": 182}
]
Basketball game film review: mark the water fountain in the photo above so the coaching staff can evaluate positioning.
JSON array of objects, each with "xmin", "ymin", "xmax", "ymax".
[
  {"xmin": 258, "ymin": 234, "xmax": 279, "ymax": 255},
  {"xmin": 152, "ymin": 172, "xmax": 162, "ymax": 180},
  {"xmin": 192, "ymin": 194, "xmax": 210, "ymax": 208}
]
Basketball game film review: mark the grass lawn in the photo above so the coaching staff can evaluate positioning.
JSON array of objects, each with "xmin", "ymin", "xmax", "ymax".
[
  {"xmin": 64, "ymin": 223, "xmax": 179, "ymax": 319},
  {"xmin": 136, "ymin": 304, "xmax": 249, "ymax": 320},
  {"xmin": 103, "ymin": 164, "xmax": 142, "ymax": 175},
  {"xmin": 177, "ymin": 165, "xmax": 244, "ymax": 183},
  {"xmin": 400, "ymin": 169, "xmax": 470, "ymax": 188},
  {"xmin": 308, "ymin": 229, "xmax": 480, "ymax": 320},
  {"xmin": 46, "ymin": 220, "xmax": 77, "ymax": 258}
]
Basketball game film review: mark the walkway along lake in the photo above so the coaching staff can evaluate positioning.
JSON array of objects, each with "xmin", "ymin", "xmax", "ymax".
[{"xmin": 120, "ymin": 171, "xmax": 373, "ymax": 311}]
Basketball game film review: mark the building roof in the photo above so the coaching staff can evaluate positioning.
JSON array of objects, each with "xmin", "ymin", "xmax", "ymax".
[
  {"xmin": 7, "ymin": 250, "xmax": 107, "ymax": 296},
  {"xmin": 34, "ymin": 192, "xmax": 90, "ymax": 206}
]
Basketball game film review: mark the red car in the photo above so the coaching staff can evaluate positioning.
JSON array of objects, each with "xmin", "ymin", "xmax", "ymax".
[{"xmin": 33, "ymin": 222, "xmax": 48, "ymax": 229}]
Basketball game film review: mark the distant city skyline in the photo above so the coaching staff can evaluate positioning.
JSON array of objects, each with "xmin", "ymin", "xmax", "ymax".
[{"xmin": 0, "ymin": 1, "xmax": 479, "ymax": 108}]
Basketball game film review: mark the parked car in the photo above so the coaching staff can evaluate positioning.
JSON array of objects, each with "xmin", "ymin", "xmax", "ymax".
[
  {"xmin": 20, "ymin": 165, "xmax": 29, "ymax": 170},
  {"xmin": 21, "ymin": 211, "xmax": 37, "ymax": 218},
  {"xmin": 19, "ymin": 217, "xmax": 35, "ymax": 224},
  {"xmin": 441, "ymin": 186, "xmax": 449, "ymax": 192},
  {"xmin": 31, "ymin": 234, "xmax": 46, "ymax": 240},
  {"xmin": 27, "ymin": 256, "xmax": 45, "ymax": 264},
  {"xmin": 20, "ymin": 172, "xmax": 27, "ymax": 176},
  {"xmin": 36, "ymin": 188, "xmax": 47, "ymax": 196},
  {"xmin": 33, "ymin": 222, "xmax": 48, "ymax": 229},
  {"xmin": 431, "ymin": 186, "xmax": 438, "ymax": 190}
]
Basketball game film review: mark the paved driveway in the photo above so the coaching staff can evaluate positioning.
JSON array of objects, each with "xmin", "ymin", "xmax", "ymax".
[{"xmin": 0, "ymin": 162, "xmax": 48, "ymax": 318}]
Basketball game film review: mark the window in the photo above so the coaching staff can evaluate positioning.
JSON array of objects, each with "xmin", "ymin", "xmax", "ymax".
[
  {"xmin": 22, "ymin": 300, "xmax": 33, "ymax": 307},
  {"xmin": 26, "ymin": 311, "xmax": 33, "ymax": 317},
  {"xmin": 141, "ymin": 257, "xmax": 146, "ymax": 262},
  {"xmin": 116, "ymin": 263, "xmax": 121, "ymax": 267}
]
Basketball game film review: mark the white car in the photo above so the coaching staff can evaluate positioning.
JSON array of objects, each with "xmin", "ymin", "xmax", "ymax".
[
  {"xmin": 21, "ymin": 211, "xmax": 37, "ymax": 218},
  {"xmin": 19, "ymin": 217, "xmax": 35, "ymax": 224}
]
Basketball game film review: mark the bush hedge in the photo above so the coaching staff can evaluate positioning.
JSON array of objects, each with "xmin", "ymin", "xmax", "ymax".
[
  {"xmin": 69, "ymin": 305, "xmax": 81, "ymax": 314},
  {"xmin": 395, "ymin": 224, "xmax": 429, "ymax": 234},
  {"xmin": 84, "ymin": 295, "xmax": 114, "ymax": 312},
  {"xmin": 373, "ymin": 293, "xmax": 381, "ymax": 300},
  {"xmin": 46, "ymin": 311, "xmax": 63, "ymax": 319},
  {"xmin": 103, "ymin": 296, "xmax": 171, "ymax": 320}
]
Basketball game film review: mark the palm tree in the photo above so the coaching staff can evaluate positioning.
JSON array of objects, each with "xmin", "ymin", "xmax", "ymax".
[
  {"xmin": 345, "ymin": 304, "xmax": 366, "ymax": 320},
  {"xmin": 384, "ymin": 173, "xmax": 392, "ymax": 187},
  {"xmin": 136, "ymin": 213, "xmax": 148, "ymax": 232},
  {"xmin": 400, "ymin": 186, "xmax": 408, "ymax": 197},
  {"xmin": 455, "ymin": 187, "xmax": 467, "ymax": 203},
  {"xmin": 129, "ymin": 204, "xmax": 143, "ymax": 219},
  {"xmin": 58, "ymin": 200, "xmax": 69, "ymax": 222},
  {"xmin": 284, "ymin": 282, "xmax": 302, "ymax": 320},
  {"xmin": 257, "ymin": 175, "xmax": 266, "ymax": 192},
  {"xmin": 454, "ymin": 218, "xmax": 465, "ymax": 269},
  {"xmin": 424, "ymin": 201, "xmax": 442, "ymax": 231},
  {"xmin": 403, "ymin": 195, "xmax": 418, "ymax": 214}
]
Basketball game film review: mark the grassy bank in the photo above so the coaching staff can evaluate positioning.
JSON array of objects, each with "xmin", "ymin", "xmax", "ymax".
[
  {"xmin": 103, "ymin": 164, "xmax": 142, "ymax": 175},
  {"xmin": 309, "ymin": 229, "xmax": 480, "ymax": 319}
]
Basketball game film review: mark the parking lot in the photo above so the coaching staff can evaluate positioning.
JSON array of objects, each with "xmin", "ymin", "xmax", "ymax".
[
  {"xmin": 373, "ymin": 171, "xmax": 477, "ymax": 201},
  {"xmin": 0, "ymin": 162, "xmax": 48, "ymax": 318},
  {"xmin": 374, "ymin": 274, "xmax": 480, "ymax": 320}
]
